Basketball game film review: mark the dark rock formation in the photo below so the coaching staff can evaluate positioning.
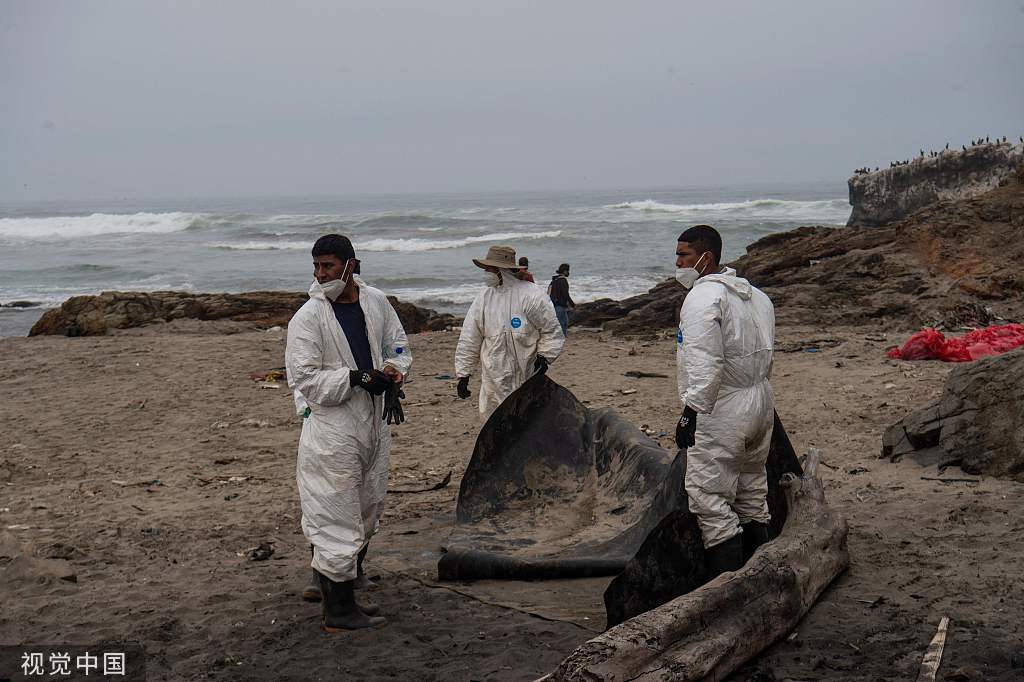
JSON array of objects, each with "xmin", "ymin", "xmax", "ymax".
[
  {"xmin": 848, "ymin": 142, "xmax": 1024, "ymax": 227},
  {"xmin": 29, "ymin": 290, "xmax": 458, "ymax": 337},
  {"xmin": 386, "ymin": 296, "xmax": 460, "ymax": 334},
  {"xmin": 881, "ymin": 348, "xmax": 1024, "ymax": 482},
  {"xmin": 572, "ymin": 180, "xmax": 1024, "ymax": 333},
  {"xmin": 571, "ymin": 279, "xmax": 684, "ymax": 334}
]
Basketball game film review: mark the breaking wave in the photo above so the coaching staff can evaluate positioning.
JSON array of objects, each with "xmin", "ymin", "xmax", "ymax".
[
  {"xmin": 0, "ymin": 212, "xmax": 206, "ymax": 239},
  {"xmin": 607, "ymin": 198, "xmax": 850, "ymax": 223},
  {"xmin": 208, "ymin": 230, "xmax": 564, "ymax": 253}
]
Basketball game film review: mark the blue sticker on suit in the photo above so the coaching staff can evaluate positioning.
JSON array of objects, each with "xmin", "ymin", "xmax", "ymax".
[{"xmin": 510, "ymin": 317, "xmax": 522, "ymax": 329}]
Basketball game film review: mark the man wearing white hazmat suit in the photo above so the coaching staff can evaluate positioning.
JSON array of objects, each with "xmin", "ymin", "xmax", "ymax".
[
  {"xmin": 673, "ymin": 224, "xmax": 776, "ymax": 579},
  {"xmin": 286, "ymin": 234, "xmax": 411, "ymax": 632},
  {"xmin": 455, "ymin": 245, "xmax": 564, "ymax": 417}
]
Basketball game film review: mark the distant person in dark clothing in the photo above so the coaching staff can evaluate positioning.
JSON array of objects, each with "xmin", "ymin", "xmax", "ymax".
[
  {"xmin": 548, "ymin": 263, "xmax": 574, "ymax": 336},
  {"xmin": 516, "ymin": 256, "xmax": 536, "ymax": 283}
]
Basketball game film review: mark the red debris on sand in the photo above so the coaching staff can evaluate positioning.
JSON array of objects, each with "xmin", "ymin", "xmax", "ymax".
[{"xmin": 887, "ymin": 324, "xmax": 1024, "ymax": 362}]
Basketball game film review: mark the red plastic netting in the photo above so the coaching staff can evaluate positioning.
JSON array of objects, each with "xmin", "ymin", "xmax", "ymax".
[{"xmin": 887, "ymin": 324, "xmax": 1024, "ymax": 362}]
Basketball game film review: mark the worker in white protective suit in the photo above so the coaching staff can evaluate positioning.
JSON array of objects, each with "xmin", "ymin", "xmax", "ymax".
[
  {"xmin": 455, "ymin": 245, "xmax": 564, "ymax": 417},
  {"xmin": 673, "ymin": 224, "xmax": 776, "ymax": 580},
  {"xmin": 286, "ymin": 234, "xmax": 412, "ymax": 632}
]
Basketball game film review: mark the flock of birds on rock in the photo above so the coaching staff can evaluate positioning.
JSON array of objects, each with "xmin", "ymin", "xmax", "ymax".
[{"xmin": 852, "ymin": 135, "xmax": 1023, "ymax": 175}]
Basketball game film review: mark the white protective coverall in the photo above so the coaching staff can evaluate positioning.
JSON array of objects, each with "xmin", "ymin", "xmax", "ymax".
[
  {"xmin": 285, "ymin": 276, "xmax": 412, "ymax": 582},
  {"xmin": 455, "ymin": 272, "xmax": 565, "ymax": 417},
  {"xmin": 676, "ymin": 266, "xmax": 775, "ymax": 548}
]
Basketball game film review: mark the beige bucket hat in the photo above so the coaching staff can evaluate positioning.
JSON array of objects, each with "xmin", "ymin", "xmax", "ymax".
[{"xmin": 472, "ymin": 245, "xmax": 524, "ymax": 270}]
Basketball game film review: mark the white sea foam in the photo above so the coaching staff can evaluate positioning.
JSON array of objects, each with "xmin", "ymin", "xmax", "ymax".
[
  {"xmin": 360, "ymin": 230, "xmax": 563, "ymax": 252},
  {"xmin": 607, "ymin": 198, "xmax": 851, "ymax": 223},
  {"xmin": 208, "ymin": 230, "xmax": 564, "ymax": 253},
  {"xmin": 0, "ymin": 212, "xmax": 204, "ymax": 239},
  {"xmin": 390, "ymin": 273, "xmax": 662, "ymax": 310},
  {"xmin": 207, "ymin": 240, "xmax": 309, "ymax": 251}
]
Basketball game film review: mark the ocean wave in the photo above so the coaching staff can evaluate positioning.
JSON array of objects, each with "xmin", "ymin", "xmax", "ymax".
[
  {"xmin": 390, "ymin": 273, "xmax": 662, "ymax": 311},
  {"xmin": 207, "ymin": 240, "xmax": 309, "ymax": 251},
  {"xmin": 0, "ymin": 212, "xmax": 206, "ymax": 239},
  {"xmin": 606, "ymin": 198, "xmax": 851, "ymax": 222},
  {"xmin": 208, "ymin": 230, "xmax": 564, "ymax": 253}
]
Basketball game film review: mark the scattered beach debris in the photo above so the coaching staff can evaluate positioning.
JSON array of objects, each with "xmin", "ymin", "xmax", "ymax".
[
  {"xmin": 623, "ymin": 370, "xmax": 668, "ymax": 379},
  {"xmin": 246, "ymin": 542, "xmax": 275, "ymax": 561},
  {"xmin": 887, "ymin": 324, "xmax": 1024, "ymax": 362},
  {"xmin": 852, "ymin": 595, "xmax": 886, "ymax": 608},
  {"xmin": 111, "ymin": 478, "xmax": 162, "ymax": 488},
  {"xmin": 917, "ymin": 616, "xmax": 951, "ymax": 682},
  {"xmin": 777, "ymin": 338, "xmax": 844, "ymax": 353},
  {"xmin": 921, "ymin": 476, "xmax": 981, "ymax": 484},
  {"xmin": 237, "ymin": 418, "xmax": 271, "ymax": 428},
  {"xmin": 249, "ymin": 369, "xmax": 286, "ymax": 382},
  {"xmin": 391, "ymin": 470, "xmax": 452, "ymax": 494}
]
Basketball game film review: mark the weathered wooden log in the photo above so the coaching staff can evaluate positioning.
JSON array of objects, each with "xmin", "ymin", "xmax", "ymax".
[{"xmin": 548, "ymin": 451, "xmax": 849, "ymax": 682}]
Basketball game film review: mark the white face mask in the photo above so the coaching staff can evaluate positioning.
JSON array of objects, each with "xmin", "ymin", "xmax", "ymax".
[
  {"xmin": 675, "ymin": 252, "xmax": 709, "ymax": 290},
  {"xmin": 483, "ymin": 271, "xmax": 501, "ymax": 288},
  {"xmin": 318, "ymin": 259, "xmax": 354, "ymax": 301}
]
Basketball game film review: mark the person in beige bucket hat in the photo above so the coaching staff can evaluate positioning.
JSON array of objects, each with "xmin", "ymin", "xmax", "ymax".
[
  {"xmin": 455, "ymin": 244, "xmax": 564, "ymax": 417},
  {"xmin": 471, "ymin": 245, "xmax": 523, "ymax": 271}
]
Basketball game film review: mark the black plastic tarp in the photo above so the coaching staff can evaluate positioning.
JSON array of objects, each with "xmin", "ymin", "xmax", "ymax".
[{"xmin": 438, "ymin": 373, "xmax": 801, "ymax": 609}]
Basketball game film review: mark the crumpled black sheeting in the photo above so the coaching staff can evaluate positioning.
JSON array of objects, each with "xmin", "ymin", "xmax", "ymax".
[{"xmin": 437, "ymin": 372, "xmax": 801, "ymax": 609}]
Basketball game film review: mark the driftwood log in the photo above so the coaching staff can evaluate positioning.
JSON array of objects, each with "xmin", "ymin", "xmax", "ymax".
[{"xmin": 547, "ymin": 450, "xmax": 849, "ymax": 682}]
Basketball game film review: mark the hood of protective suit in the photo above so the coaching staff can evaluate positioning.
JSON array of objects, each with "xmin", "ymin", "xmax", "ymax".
[{"xmin": 695, "ymin": 267, "xmax": 751, "ymax": 300}]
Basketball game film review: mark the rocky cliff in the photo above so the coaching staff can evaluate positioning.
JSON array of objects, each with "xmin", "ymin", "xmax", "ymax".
[
  {"xmin": 847, "ymin": 142, "xmax": 1024, "ymax": 227},
  {"xmin": 29, "ymin": 290, "xmax": 459, "ymax": 337}
]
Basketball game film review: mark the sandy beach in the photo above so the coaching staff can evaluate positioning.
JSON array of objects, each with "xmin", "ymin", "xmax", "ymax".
[{"xmin": 2, "ymin": 318, "xmax": 1021, "ymax": 680}]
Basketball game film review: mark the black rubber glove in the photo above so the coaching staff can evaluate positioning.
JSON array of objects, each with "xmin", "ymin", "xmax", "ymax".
[
  {"xmin": 456, "ymin": 376, "xmax": 471, "ymax": 400},
  {"xmin": 349, "ymin": 369, "xmax": 393, "ymax": 396},
  {"xmin": 675, "ymin": 406, "xmax": 697, "ymax": 450},
  {"xmin": 533, "ymin": 355, "xmax": 549, "ymax": 375},
  {"xmin": 382, "ymin": 385, "xmax": 406, "ymax": 425}
]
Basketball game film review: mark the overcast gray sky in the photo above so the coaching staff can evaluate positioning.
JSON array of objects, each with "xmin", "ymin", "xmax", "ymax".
[{"xmin": 1, "ymin": 1, "xmax": 1022, "ymax": 201}]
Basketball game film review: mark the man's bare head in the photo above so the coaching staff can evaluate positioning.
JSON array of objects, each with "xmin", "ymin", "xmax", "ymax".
[{"xmin": 676, "ymin": 224, "xmax": 721, "ymax": 273}]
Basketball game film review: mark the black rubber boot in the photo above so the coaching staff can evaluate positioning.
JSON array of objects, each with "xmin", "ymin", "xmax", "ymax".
[
  {"xmin": 302, "ymin": 545, "xmax": 322, "ymax": 602},
  {"xmin": 740, "ymin": 521, "xmax": 770, "ymax": 562},
  {"xmin": 318, "ymin": 571, "xmax": 385, "ymax": 632},
  {"xmin": 303, "ymin": 545, "xmax": 379, "ymax": 614},
  {"xmin": 703, "ymin": 534, "xmax": 744, "ymax": 581},
  {"xmin": 354, "ymin": 543, "xmax": 374, "ymax": 590},
  {"xmin": 302, "ymin": 568, "xmax": 322, "ymax": 602}
]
